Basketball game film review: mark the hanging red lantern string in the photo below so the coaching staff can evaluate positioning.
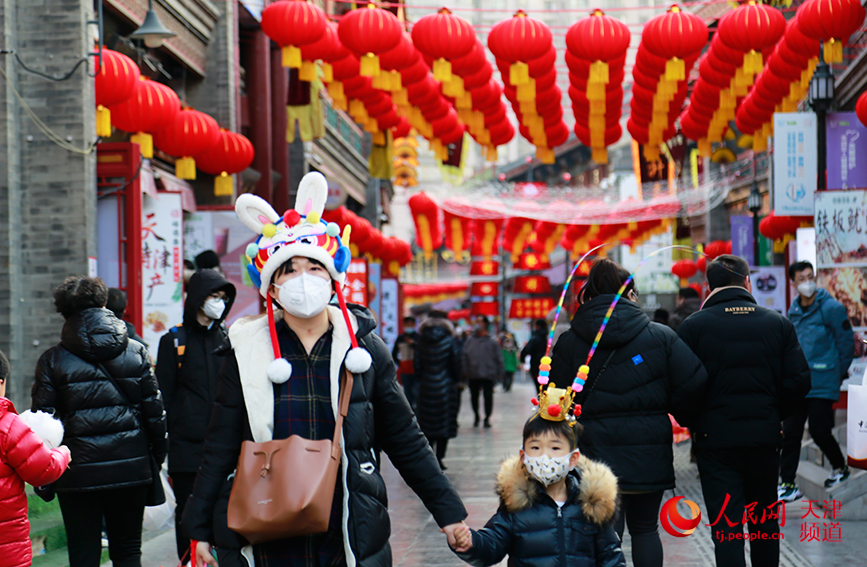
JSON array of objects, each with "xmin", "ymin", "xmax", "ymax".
[
  {"xmin": 641, "ymin": 5, "xmax": 708, "ymax": 82},
  {"xmin": 487, "ymin": 10, "xmax": 552, "ymax": 86},
  {"xmin": 261, "ymin": 0, "xmax": 328, "ymax": 68},
  {"xmin": 193, "ymin": 129, "xmax": 255, "ymax": 197},
  {"xmin": 338, "ymin": 3, "xmax": 402, "ymax": 78},
  {"xmin": 94, "ymin": 49, "xmax": 139, "ymax": 137},
  {"xmin": 718, "ymin": 1, "xmax": 785, "ymax": 78},
  {"xmin": 671, "ymin": 259, "xmax": 698, "ymax": 287},
  {"xmin": 411, "ymin": 8, "xmax": 476, "ymax": 84},
  {"xmin": 153, "ymin": 108, "xmax": 221, "ymax": 180},
  {"xmin": 299, "ymin": 19, "xmax": 340, "ymax": 82},
  {"xmin": 799, "ymin": 0, "xmax": 866, "ymax": 64},
  {"xmin": 109, "ymin": 76, "xmax": 180, "ymax": 159},
  {"xmin": 442, "ymin": 210, "xmax": 473, "ymax": 262}
]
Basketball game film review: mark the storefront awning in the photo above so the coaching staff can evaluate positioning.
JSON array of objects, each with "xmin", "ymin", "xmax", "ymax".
[{"xmin": 151, "ymin": 166, "xmax": 197, "ymax": 213}]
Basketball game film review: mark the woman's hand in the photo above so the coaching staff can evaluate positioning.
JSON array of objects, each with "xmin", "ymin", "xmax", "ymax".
[{"xmin": 196, "ymin": 541, "xmax": 218, "ymax": 567}]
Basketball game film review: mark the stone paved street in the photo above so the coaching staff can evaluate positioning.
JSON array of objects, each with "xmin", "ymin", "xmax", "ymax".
[{"xmin": 131, "ymin": 377, "xmax": 867, "ymax": 567}]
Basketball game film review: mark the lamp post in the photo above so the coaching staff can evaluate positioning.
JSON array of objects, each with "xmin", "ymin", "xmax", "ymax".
[
  {"xmin": 130, "ymin": 0, "xmax": 176, "ymax": 48},
  {"xmin": 748, "ymin": 174, "xmax": 762, "ymax": 266},
  {"xmin": 808, "ymin": 43, "xmax": 835, "ymax": 191}
]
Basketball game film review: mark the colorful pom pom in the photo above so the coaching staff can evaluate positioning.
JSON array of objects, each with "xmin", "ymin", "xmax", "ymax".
[
  {"xmin": 245, "ymin": 243, "xmax": 259, "ymax": 259},
  {"xmin": 326, "ymin": 222, "xmax": 340, "ymax": 237},
  {"xmin": 531, "ymin": 397, "xmax": 539, "ymax": 406},
  {"xmin": 547, "ymin": 404, "xmax": 561, "ymax": 417},
  {"xmin": 576, "ymin": 372, "xmax": 588, "ymax": 381},
  {"xmin": 263, "ymin": 224, "xmax": 277, "ymax": 238},
  {"xmin": 538, "ymin": 376, "xmax": 549, "ymax": 385},
  {"xmin": 579, "ymin": 365, "xmax": 590, "ymax": 375},
  {"xmin": 541, "ymin": 356, "xmax": 552, "ymax": 365},
  {"xmin": 307, "ymin": 212, "xmax": 321, "ymax": 224},
  {"xmin": 573, "ymin": 383, "xmax": 584, "ymax": 392},
  {"xmin": 539, "ymin": 363, "xmax": 551, "ymax": 372},
  {"xmin": 283, "ymin": 210, "xmax": 301, "ymax": 226}
]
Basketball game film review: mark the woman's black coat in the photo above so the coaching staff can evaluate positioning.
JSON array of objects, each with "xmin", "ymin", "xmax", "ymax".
[
  {"xmin": 550, "ymin": 296, "xmax": 707, "ymax": 492},
  {"xmin": 413, "ymin": 317, "xmax": 461, "ymax": 440},
  {"xmin": 31, "ymin": 308, "xmax": 167, "ymax": 492}
]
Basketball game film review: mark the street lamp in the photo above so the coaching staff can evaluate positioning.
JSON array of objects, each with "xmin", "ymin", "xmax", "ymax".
[
  {"xmin": 808, "ymin": 44, "xmax": 835, "ymax": 190},
  {"xmin": 130, "ymin": 0, "xmax": 176, "ymax": 49},
  {"xmin": 525, "ymin": 155, "xmax": 533, "ymax": 182},
  {"xmin": 748, "ymin": 178, "xmax": 763, "ymax": 265}
]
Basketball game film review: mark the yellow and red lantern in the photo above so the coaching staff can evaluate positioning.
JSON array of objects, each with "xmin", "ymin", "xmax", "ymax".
[
  {"xmin": 799, "ymin": 0, "xmax": 866, "ymax": 63},
  {"xmin": 338, "ymin": 4, "xmax": 402, "ymax": 77},
  {"xmin": 407, "ymin": 192, "xmax": 443, "ymax": 259},
  {"xmin": 514, "ymin": 275, "xmax": 552, "ymax": 294},
  {"xmin": 411, "ymin": 8, "xmax": 476, "ymax": 83},
  {"xmin": 94, "ymin": 49, "xmax": 139, "ymax": 137},
  {"xmin": 261, "ymin": 0, "xmax": 328, "ymax": 68},
  {"xmin": 471, "ymin": 218, "xmax": 504, "ymax": 260},
  {"xmin": 193, "ymin": 129, "xmax": 255, "ymax": 196},
  {"xmin": 443, "ymin": 210, "xmax": 473, "ymax": 262},
  {"xmin": 153, "ymin": 108, "xmax": 221, "ymax": 180},
  {"xmin": 109, "ymin": 77, "xmax": 180, "ymax": 158}
]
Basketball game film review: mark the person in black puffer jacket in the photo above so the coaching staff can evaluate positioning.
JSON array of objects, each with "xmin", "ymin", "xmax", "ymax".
[
  {"xmin": 155, "ymin": 268, "xmax": 236, "ymax": 561},
  {"xmin": 31, "ymin": 276, "xmax": 167, "ymax": 567},
  {"xmin": 676, "ymin": 255, "xmax": 811, "ymax": 567},
  {"xmin": 414, "ymin": 310, "xmax": 461, "ymax": 470},
  {"xmin": 549, "ymin": 259, "xmax": 707, "ymax": 567}
]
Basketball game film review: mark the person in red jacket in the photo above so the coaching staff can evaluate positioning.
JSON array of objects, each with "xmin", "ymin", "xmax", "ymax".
[{"xmin": 0, "ymin": 349, "xmax": 71, "ymax": 567}]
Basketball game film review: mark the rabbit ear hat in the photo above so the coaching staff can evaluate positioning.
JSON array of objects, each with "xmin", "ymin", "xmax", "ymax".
[
  {"xmin": 237, "ymin": 172, "xmax": 351, "ymax": 297},
  {"xmin": 235, "ymin": 172, "xmax": 371, "ymax": 382}
]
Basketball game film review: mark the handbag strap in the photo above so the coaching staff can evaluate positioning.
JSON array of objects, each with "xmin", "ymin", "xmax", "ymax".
[
  {"xmin": 575, "ymin": 348, "xmax": 618, "ymax": 409},
  {"xmin": 330, "ymin": 370, "xmax": 354, "ymax": 461},
  {"xmin": 95, "ymin": 361, "xmax": 147, "ymax": 434}
]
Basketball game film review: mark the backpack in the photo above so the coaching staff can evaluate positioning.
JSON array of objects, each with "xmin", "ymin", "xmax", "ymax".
[{"xmin": 169, "ymin": 322, "xmax": 229, "ymax": 369}]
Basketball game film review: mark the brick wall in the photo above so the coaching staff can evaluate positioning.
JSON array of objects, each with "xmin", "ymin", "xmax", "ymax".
[{"xmin": 0, "ymin": 0, "xmax": 96, "ymax": 408}]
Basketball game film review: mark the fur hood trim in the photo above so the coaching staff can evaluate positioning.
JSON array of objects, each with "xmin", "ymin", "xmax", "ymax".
[
  {"xmin": 419, "ymin": 317, "xmax": 455, "ymax": 334},
  {"xmin": 495, "ymin": 455, "xmax": 619, "ymax": 525}
]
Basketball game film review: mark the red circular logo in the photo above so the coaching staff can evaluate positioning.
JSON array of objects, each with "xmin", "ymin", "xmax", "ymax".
[{"xmin": 660, "ymin": 496, "xmax": 702, "ymax": 537}]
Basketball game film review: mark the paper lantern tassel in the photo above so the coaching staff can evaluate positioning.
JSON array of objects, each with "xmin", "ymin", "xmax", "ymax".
[
  {"xmin": 433, "ymin": 58, "xmax": 452, "ymax": 83},
  {"xmin": 214, "ymin": 172, "xmax": 233, "ymax": 196},
  {"xmin": 665, "ymin": 58, "xmax": 685, "ymax": 82},
  {"xmin": 589, "ymin": 61, "xmax": 609, "ymax": 84},
  {"xmin": 96, "ymin": 105, "xmax": 111, "ymax": 137},
  {"xmin": 592, "ymin": 148, "xmax": 608, "ymax": 164},
  {"xmin": 282, "ymin": 45, "xmax": 301, "ymax": 68},
  {"xmin": 176, "ymin": 157, "xmax": 196, "ymax": 180},
  {"xmin": 300, "ymin": 61, "xmax": 317, "ymax": 82},
  {"xmin": 825, "ymin": 39, "xmax": 843, "ymax": 64},
  {"xmin": 360, "ymin": 53, "xmax": 380, "ymax": 77},
  {"xmin": 131, "ymin": 132, "xmax": 153, "ymax": 158},
  {"xmin": 510, "ymin": 61, "xmax": 529, "ymax": 85}
]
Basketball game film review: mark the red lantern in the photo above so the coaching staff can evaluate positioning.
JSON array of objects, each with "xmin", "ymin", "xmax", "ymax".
[
  {"xmin": 299, "ymin": 21, "xmax": 340, "ymax": 81},
  {"xmin": 153, "ymin": 108, "xmax": 220, "ymax": 180},
  {"xmin": 194, "ymin": 130, "xmax": 255, "ymax": 197},
  {"xmin": 408, "ymin": 192, "xmax": 443, "ymax": 259},
  {"xmin": 411, "ymin": 8, "xmax": 476, "ymax": 82},
  {"xmin": 704, "ymin": 240, "xmax": 730, "ymax": 260},
  {"xmin": 718, "ymin": 1, "xmax": 785, "ymax": 75},
  {"xmin": 857, "ymin": 91, "xmax": 867, "ymax": 127},
  {"xmin": 338, "ymin": 5, "xmax": 402, "ymax": 77},
  {"xmin": 566, "ymin": 9, "xmax": 630, "ymax": 86},
  {"xmin": 502, "ymin": 216, "xmax": 537, "ymax": 262},
  {"xmin": 785, "ymin": 16, "xmax": 821, "ymax": 61},
  {"xmin": 443, "ymin": 210, "xmax": 473, "ymax": 261},
  {"xmin": 261, "ymin": 0, "xmax": 328, "ymax": 68},
  {"xmin": 109, "ymin": 77, "xmax": 180, "ymax": 158},
  {"xmin": 697, "ymin": 255, "xmax": 707, "ymax": 273},
  {"xmin": 641, "ymin": 5, "xmax": 708, "ymax": 81},
  {"xmin": 671, "ymin": 259, "xmax": 698, "ymax": 286},
  {"xmin": 798, "ymin": 0, "xmax": 866, "ymax": 63},
  {"xmin": 487, "ymin": 11, "xmax": 552, "ymax": 86},
  {"xmin": 472, "ymin": 218, "xmax": 505, "ymax": 260},
  {"xmin": 94, "ymin": 49, "xmax": 139, "ymax": 137}
]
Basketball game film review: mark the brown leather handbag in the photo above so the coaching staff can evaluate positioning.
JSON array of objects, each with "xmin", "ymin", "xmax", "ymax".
[{"xmin": 227, "ymin": 371, "xmax": 353, "ymax": 544}]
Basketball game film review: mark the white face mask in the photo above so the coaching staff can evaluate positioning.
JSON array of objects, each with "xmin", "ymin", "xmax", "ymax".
[
  {"xmin": 797, "ymin": 281, "xmax": 817, "ymax": 298},
  {"xmin": 523, "ymin": 451, "xmax": 577, "ymax": 487},
  {"xmin": 276, "ymin": 272, "xmax": 333, "ymax": 319},
  {"xmin": 202, "ymin": 297, "xmax": 226, "ymax": 320}
]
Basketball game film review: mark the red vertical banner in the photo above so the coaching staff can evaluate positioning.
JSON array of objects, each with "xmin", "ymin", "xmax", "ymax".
[{"xmin": 343, "ymin": 258, "xmax": 369, "ymax": 306}]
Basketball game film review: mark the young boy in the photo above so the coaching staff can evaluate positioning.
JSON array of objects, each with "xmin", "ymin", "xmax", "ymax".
[{"xmin": 451, "ymin": 384, "xmax": 626, "ymax": 567}]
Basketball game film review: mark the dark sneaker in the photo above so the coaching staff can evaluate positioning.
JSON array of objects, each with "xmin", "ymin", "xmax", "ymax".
[
  {"xmin": 777, "ymin": 483, "xmax": 803, "ymax": 502},
  {"xmin": 824, "ymin": 467, "xmax": 850, "ymax": 488}
]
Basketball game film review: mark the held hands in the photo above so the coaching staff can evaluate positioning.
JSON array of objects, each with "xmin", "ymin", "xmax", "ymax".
[{"xmin": 442, "ymin": 522, "xmax": 472, "ymax": 553}]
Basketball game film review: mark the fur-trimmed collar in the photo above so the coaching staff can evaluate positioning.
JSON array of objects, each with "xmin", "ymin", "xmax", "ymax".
[{"xmin": 495, "ymin": 455, "xmax": 618, "ymax": 525}]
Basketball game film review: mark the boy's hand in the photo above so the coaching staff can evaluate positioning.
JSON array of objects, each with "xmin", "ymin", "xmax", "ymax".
[
  {"xmin": 441, "ymin": 522, "xmax": 471, "ymax": 552},
  {"xmin": 453, "ymin": 525, "xmax": 472, "ymax": 552}
]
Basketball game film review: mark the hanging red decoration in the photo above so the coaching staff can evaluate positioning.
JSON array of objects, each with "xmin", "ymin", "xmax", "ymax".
[
  {"xmin": 566, "ymin": 9, "xmax": 631, "ymax": 86},
  {"xmin": 671, "ymin": 259, "xmax": 698, "ymax": 286},
  {"xmin": 798, "ymin": 0, "xmax": 866, "ymax": 63},
  {"xmin": 94, "ymin": 49, "xmax": 139, "ymax": 137},
  {"xmin": 411, "ymin": 8, "xmax": 476, "ymax": 83},
  {"xmin": 487, "ymin": 10, "xmax": 552, "ymax": 86},
  {"xmin": 472, "ymin": 218, "xmax": 505, "ymax": 260},
  {"xmin": 153, "ymin": 108, "xmax": 221, "ymax": 180},
  {"xmin": 641, "ymin": 5, "xmax": 708, "ymax": 81},
  {"xmin": 193, "ymin": 129, "xmax": 255, "ymax": 197},
  {"xmin": 407, "ymin": 192, "xmax": 443, "ymax": 259},
  {"xmin": 261, "ymin": 0, "xmax": 328, "ymax": 68},
  {"xmin": 110, "ymin": 77, "xmax": 180, "ymax": 159},
  {"xmin": 718, "ymin": 1, "xmax": 786, "ymax": 75},
  {"xmin": 442, "ymin": 210, "xmax": 473, "ymax": 262},
  {"xmin": 704, "ymin": 240, "xmax": 731, "ymax": 260},
  {"xmin": 857, "ymin": 91, "xmax": 867, "ymax": 127},
  {"xmin": 338, "ymin": 4, "xmax": 402, "ymax": 78}
]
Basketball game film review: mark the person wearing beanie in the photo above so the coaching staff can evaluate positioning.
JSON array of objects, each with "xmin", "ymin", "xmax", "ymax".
[
  {"xmin": 183, "ymin": 172, "xmax": 468, "ymax": 567},
  {"xmin": 195, "ymin": 250, "xmax": 224, "ymax": 276},
  {"xmin": 0, "ymin": 349, "xmax": 72, "ymax": 567},
  {"xmin": 155, "ymin": 269, "xmax": 236, "ymax": 562}
]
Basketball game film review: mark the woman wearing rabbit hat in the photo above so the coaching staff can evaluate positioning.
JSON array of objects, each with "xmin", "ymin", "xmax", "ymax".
[{"xmin": 183, "ymin": 172, "xmax": 468, "ymax": 567}]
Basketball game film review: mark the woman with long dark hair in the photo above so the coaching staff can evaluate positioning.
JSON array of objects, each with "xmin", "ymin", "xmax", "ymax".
[{"xmin": 549, "ymin": 258, "xmax": 707, "ymax": 567}]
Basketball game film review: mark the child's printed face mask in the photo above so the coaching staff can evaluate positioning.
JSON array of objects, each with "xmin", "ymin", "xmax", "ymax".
[{"xmin": 523, "ymin": 451, "xmax": 578, "ymax": 487}]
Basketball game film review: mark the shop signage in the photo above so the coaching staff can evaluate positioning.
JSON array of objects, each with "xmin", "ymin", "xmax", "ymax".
[
  {"xmin": 815, "ymin": 189, "xmax": 867, "ymax": 377},
  {"xmin": 141, "ymin": 192, "xmax": 184, "ymax": 352},
  {"xmin": 343, "ymin": 258, "xmax": 368, "ymax": 307},
  {"xmin": 380, "ymin": 278, "xmax": 400, "ymax": 351},
  {"xmin": 826, "ymin": 113, "xmax": 867, "ymax": 190},
  {"xmin": 749, "ymin": 266, "xmax": 786, "ymax": 314},
  {"xmin": 731, "ymin": 216, "xmax": 755, "ymax": 267},
  {"xmin": 368, "ymin": 262, "xmax": 381, "ymax": 324},
  {"xmin": 773, "ymin": 112, "xmax": 817, "ymax": 216},
  {"xmin": 509, "ymin": 298, "xmax": 555, "ymax": 319}
]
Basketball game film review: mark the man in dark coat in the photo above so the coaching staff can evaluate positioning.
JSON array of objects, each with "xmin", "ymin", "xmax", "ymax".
[
  {"xmin": 414, "ymin": 310, "xmax": 461, "ymax": 470},
  {"xmin": 462, "ymin": 316, "xmax": 505, "ymax": 428},
  {"xmin": 520, "ymin": 319, "xmax": 549, "ymax": 382},
  {"xmin": 677, "ymin": 255, "xmax": 811, "ymax": 567},
  {"xmin": 106, "ymin": 288, "xmax": 146, "ymax": 346},
  {"xmin": 392, "ymin": 316, "xmax": 420, "ymax": 410},
  {"xmin": 668, "ymin": 287, "xmax": 701, "ymax": 332},
  {"xmin": 155, "ymin": 268, "xmax": 236, "ymax": 561},
  {"xmin": 31, "ymin": 276, "xmax": 166, "ymax": 567}
]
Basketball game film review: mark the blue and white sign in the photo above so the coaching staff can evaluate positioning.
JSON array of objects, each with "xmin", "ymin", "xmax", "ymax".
[{"xmin": 773, "ymin": 112, "xmax": 817, "ymax": 216}]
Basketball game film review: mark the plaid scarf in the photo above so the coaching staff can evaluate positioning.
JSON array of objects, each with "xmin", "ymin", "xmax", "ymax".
[{"xmin": 254, "ymin": 320, "xmax": 345, "ymax": 567}]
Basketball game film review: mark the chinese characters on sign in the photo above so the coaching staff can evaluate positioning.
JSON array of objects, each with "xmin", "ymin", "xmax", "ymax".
[
  {"xmin": 826, "ymin": 113, "xmax": 867, "ymax": 190},
  {"xmin": 773, "ymin": 113, "xmax": 817, "ymax": 216},
  {"xmin": 508, "ymin": 298, "xmax": 555, "ymax": 319},
  {"xmin": 342, "ymin": 259, "xmax": 368, "ymax": 307},
  {"xmin": 141, "ymin": 193, "xmax": 184, "ymax": 353},
  {"xmin": 380, "ymin": 278, "xmax": 399, "ymax": 352},
  {"xmin": 800, "ymin": 500, "xmax": 843, "ymax": 543},
  {"xmin": 815, "ymin": 190, "xmax": 867, "ymax": 378}
]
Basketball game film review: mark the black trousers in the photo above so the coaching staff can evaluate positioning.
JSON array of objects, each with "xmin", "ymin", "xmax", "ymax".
[
  {"xmin": 468, "ymin": 379, "xmax": 494, "ymax": 419},
  {"xmin": 696, "ymin": 446, "xmax": 781, "ymax": 567},
  {"xmin": 780, "ymin": 397, "xmax": 845, "ymax": 484},
  {"xmin": 171, "ymin": 472, "xmax": 198, "ymax": 561},
  {"xmin": 58, "ymin": 485, "xmax": 148, "ymax": 567},
  {"xmin": 612, "ymin": 491, "xmax": 664, "ymax": 567},
  {"xmin": 502, "ymin": 371, "xmax": 514, "ymax": 392},
  {"xmin": 426, "ymin": 435, "xmax": 449, "ymax": 461}
]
